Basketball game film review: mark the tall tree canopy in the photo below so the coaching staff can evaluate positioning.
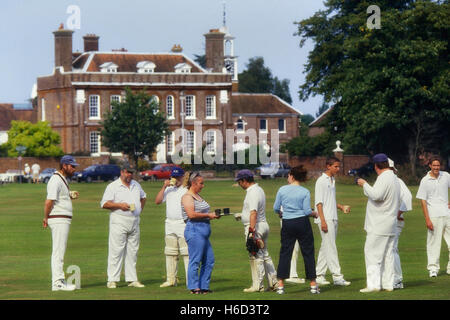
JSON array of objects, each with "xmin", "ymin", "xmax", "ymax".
[
  {"xmin": 5, "ymin": 121, "xmax": 64, "ymax": 157},
  {"xmin": 101, "ymin": 88, "xmax": 170, "ymax": 166},
  {"xmin": 296, "ymin": 0, "xmax": 450, "ymax": 174},
  {"xmin": 238, "ymin": 57, "xmax": 293, "ymax": 104}
]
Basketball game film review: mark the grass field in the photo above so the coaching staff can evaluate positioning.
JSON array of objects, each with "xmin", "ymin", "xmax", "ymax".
[{"xmin": 0, "ymin": 178, "xmax": 449, "ymax": 300}]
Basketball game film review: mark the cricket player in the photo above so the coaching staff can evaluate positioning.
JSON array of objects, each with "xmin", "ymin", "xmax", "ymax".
[
  {"xmin": 314, "ymin": 156, "xmax": 351, "ymax": 286},
  {"xmin": 155, "ymin": 167, "xmax": 189, "ymax": 287},
  {"xmin": 388, "ymin": 158, "xmax": 412, "ymax": 289},
  {"xmin": 43, "ymin": 155, "xmax": 79, "ymax": 291},
  {"xmin": 416, "ymin": 156, "xmax": 450, "ymax": 278},
  {"xmin": 357, "ymin": 153, "xmax": 400, "ymax": 293},
  {"xmin": 235, "ymin": 169, "xmax": 278, "ymax": 292},
  {"xmin": 101, "ymin": 162, "xmax": 147, "ymax": 289}
]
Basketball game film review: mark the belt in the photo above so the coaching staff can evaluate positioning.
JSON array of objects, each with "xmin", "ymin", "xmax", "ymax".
[{"xmin": 48, "ymin": 215, "xmax": 72, "ymax": 219}]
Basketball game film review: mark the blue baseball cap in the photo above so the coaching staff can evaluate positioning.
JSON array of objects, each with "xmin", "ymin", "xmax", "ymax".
[
  {"xmin": 372, "ymin": 153, "xmax": 388, "ymax": 163},
  {"xmin": 235, "ymin": 169, "xmax": 254, "ymax": 181},
  {"xmin": 171, "ymin": 167, "xmax": 185, "ymax": 177},
  {"xmin": 60, "ymin": 155, "xmax": 79, "ymax": 167}
]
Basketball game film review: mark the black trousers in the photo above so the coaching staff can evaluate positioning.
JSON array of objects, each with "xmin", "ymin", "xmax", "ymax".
[{"xmin": 277, "ymin": 216, "xmax": 316, "ymax": 280}]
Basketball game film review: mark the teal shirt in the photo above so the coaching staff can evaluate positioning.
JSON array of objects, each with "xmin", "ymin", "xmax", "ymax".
[{"xmin": 273, "ymin": 185, "xmax": 312, "ymax": 219}]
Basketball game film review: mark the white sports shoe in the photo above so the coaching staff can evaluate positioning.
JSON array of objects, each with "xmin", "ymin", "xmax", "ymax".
[
  {"xmin": 310, "ymin": 285, "xmax": 320, "ymax": 294},
  {"xmin": 315, "ymin": 276, "xmax": 330, "ymax": 285},
  {"xmin": 160, "ymin": 279, "xmax": 177, "ymax": 288},
  {"xmin": 128, "ymin": 281, "xmax": 145, "ymax": 288},
  {"xmin": 359, "ymin": 287, "xmax": 380, "ymax": 293},
  {"xmin": 107, "ymin": 281, "xmax": 117, "ymax": 289},
  {"xmin": 393, "ymin": 282, "xmax": 404, "ymax": 289},
  {"xmin": 52, "ymin": 279, "xmax": 76, "ymax": 292},
  {"xmin": 276, "ymin": 287, "xmax": 285, "ymax": 295},
  {"xmin": 429, "ymin": 270, "xmax": 437, "ymax": 278},
  {"xmin": 285, "ymin": 277, "xmax": 306, "ymax": 284},
  {"xmin": 334, "ymin": 279, "xmax": 351, "ymax": 286},
  {"xmin": 243, "ymin": 286, "xmax": 264, "ymax": 293}
]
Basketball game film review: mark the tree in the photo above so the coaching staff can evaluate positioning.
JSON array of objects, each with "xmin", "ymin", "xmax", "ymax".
[
  {"xmin": 101, "ymin": 88, "xmax": 170, "ymax": 167},
  {"xmin": 315, "ymin": 101, "xmax": 330, "ymax": 118},
  {"xmin": 193, "ymin": 54, "xmax": 206, "ymax": 69},
  {"xmin": 5, "ymin": 121, "xmax": 64, "ymax": 157},
  {"xmin": 238, "ymin": 57, "xmax": 293, "ymax": 104},
  {"xmin": 295, "ymin": 0, "xmax": 450, "ymax": 175},
  {"xmin": 300, "ymin": 114, "xmax": 315, "ymax": 126}
]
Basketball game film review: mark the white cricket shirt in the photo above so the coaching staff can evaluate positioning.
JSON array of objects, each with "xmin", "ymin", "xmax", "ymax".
[
  {"xmin": 398, "ymin": 177, "xmax": 412, "ymax": 218},
  {"xmin": 47, "ymin": 173, "xmax": 72, "ymax": 216},
  {"xmin": 241, "ymin": 183, "xmax": 267, "ymax": 225},
  {"xmin": 314, "ymin": 173, "xmax": 338, "ymax": 221},
  {"xmin": 416, "ymin": 171, "xmax": 450, "ymax": 218},
  {"xmin": 100, "ymin": 178, "xmax": 147, "ymax": 217},
  {"xmin": 363, "ymin": 170, "xmax": 400, "ymax": 236},
  {"xmin": 163, "ymin": 186, "xmax": 188, "ymax": 220}
]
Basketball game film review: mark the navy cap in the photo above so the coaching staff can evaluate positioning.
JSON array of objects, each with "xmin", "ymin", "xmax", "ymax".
[
  {"xmin": 235, "ymin": 169, "xmax": 254, "ymax": 181},
  {"xmin": 372, "ymin": 153, "xmax": 388, "ymax": 163},
  {"xmin": 171, "ymin": 167, "xmax": 185, "ymax": 177},
  {"xmin": 60, "ymin": 155, "xmax": 79, "ymax": 167}
]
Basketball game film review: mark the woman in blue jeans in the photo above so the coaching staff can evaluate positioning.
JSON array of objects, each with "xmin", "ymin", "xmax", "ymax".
[{"xmin": 181, "ymin": 172, "xmax": 220, "ymax": 294}]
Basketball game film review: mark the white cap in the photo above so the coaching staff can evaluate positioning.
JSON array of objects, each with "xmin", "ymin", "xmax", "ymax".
[{"xmin": 388, "ymin": 158, "xmax": 398, "ymax": 172}]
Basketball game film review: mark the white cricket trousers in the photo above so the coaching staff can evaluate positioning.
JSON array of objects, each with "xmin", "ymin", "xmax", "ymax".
[
  {"xmin": 107, "ymin": 213, "xmax": 141, "ymax": 282},
  {"xmin": 364, "ymin": 233, "xmax": 395, "ymax": 290},
  {"xmin": 48, "ymin": 218, "xmax": 71, "ymax": 284},
  {"xmin": 316, "ymin": 219, "xmax": 344, "ymax": 281},
  {"xmin": 427, "ymin": 216, "xmax": 450, "ymax": 273},
  {"xmin": 393, "ymin": 221, "xmax": 404, "ymax": 284}
]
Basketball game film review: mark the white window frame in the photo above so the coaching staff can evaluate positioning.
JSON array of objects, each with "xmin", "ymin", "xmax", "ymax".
[
  {"xmin": 205, "ymin": 95, "xmax": 216, "ymax": 119},
  {"xmin": 185, "ymin": 95, "xmax": 196, "ymax": 119},
  {"xmin": 236, "ymin": 119, "xmax": 245, "ymax": 133},
  {"xmin": 205, "ymin": 130, "xmax": 216, "ymax": 154},
  {"xmin": 186, "ymin": 130, "xmax": 195, "ymax": 154},
  {"xmin": 110, "ymin": 95, "xmax": 121, "ymax": 111},
  {"xmin": 41, "ymin": 98, "xmax": 46, "ymax": 121},
  {"xmin": 166, "ymin": 95, "xmax": 174, "ymax": 119},
  {"xmin": 89, "ymin": 131, "xmax": 100, "ymax": 155},
  {"xmin": 260, "ymin": 119, "xmax": 268, "ymax": 133},
  {"xmin": 167, "ymin": 132, "xmax": 174, "ymax": 155},
  {"xmin": 278, "ymin": 119, "xmax": 286, "ymax": 133},
  {"xmin": 89, "ymin": 95, "xmax": 100, "ymax": 120}
]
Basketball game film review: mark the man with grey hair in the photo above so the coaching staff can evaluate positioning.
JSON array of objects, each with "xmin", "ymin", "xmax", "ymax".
[{"xmin": 101, "ymin": 162, "xmax": 147, "ymax": 289}]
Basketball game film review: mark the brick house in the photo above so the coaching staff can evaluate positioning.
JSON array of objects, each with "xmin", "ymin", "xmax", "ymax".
[
  {"xmin": 0, "ymin": 103, "xmax": 37, "ymax": 145},
  {"xmin": 36, "ymin": 24, "xmax": 300, "ymax": 162}
]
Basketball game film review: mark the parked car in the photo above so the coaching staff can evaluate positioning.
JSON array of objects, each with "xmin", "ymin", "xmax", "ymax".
[
  {"xmin": 39, "ymin": 168, "xmax": 57, "ymax": 183},
  {"xmin": 75, "ymin": 164, "xmax": 121, "ymax": 182},
  {"xmin": 348, "ymin": 162, "xmax": 375, "ymax": 177},
  {"xmin": 140, "ymin": 164, "xmax": 181, "ymax": 181},
  {"xmin": 257, "ymin": 162, "xmax": 291, "ymax": 179}
]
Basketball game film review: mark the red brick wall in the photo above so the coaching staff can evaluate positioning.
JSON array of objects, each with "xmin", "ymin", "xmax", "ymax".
[
  {"xmin": 288, "ymin": 154, "xmax": 369, "ymax": 178},
  {"xmin": 0, "ymin": 156, "xmax": 112, "ymax": 173}
]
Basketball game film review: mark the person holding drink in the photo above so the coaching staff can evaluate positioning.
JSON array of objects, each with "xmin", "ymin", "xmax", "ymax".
[{"xmin": 101, "ymin": 162, "xmax": 147, "ymax": 289}]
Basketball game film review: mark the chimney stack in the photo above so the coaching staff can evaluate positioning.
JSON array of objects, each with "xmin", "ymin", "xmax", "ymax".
[
  {"xmin": 53, "ymin": 23, "xmax": 74, "ymax": 72},
  {"xmin": 171, "ymin": 44, "xmax": 183, "ymax": 53},
  {"xmin": 204, "ymin": 29, "xmax": 225, "ymax": 72},
  {"xmin": 83, "ymin": 34, "xmax": 99, "ymax": 52}
]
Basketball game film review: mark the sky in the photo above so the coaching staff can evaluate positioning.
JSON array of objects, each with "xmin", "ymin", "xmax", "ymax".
[{"xmin": 0, "ymin": 0, "xmax": 326, "ymax": 117}]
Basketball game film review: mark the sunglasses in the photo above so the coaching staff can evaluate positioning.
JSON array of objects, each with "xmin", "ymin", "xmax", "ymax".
[{"xmin": 189, "ymin": 171, "xmax": 201, "ymax": 182}]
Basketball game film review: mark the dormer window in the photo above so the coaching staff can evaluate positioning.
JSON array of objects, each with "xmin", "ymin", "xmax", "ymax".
[
  {"xmin": 137, "ymin": 61, "xmax": 156, "ymax": 73},
  {"xmin": 100, "ymin": 62, "xmax": 118, "ymax": 73},
  {"xmin": 174, "ymin": 63, "xmax": 192, "ymax": 74}
]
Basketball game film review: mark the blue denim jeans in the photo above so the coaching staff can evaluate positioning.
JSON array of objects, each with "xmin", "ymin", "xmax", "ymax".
[{"xmin": 184, "ymin": 221, "xmax": 215, "ymax": 290}]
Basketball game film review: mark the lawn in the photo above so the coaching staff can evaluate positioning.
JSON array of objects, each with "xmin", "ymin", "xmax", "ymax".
[{"xmin": 0, "ymin": 178, "xmax": 449, "ymax": 301}]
